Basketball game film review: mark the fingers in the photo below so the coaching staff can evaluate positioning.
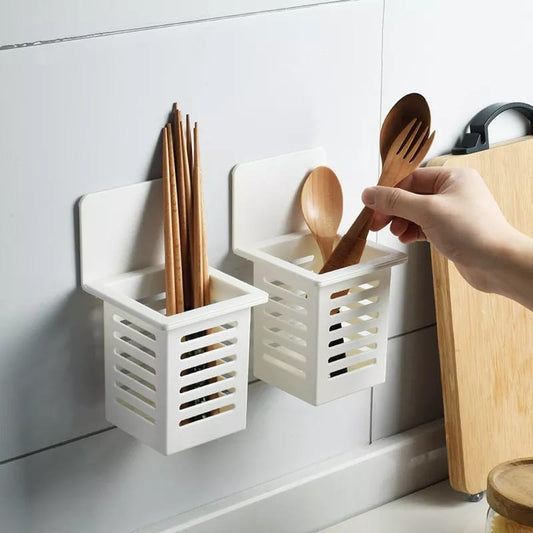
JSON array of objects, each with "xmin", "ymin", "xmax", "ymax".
[
  {"xmin": 387, "ymin": 216, "xmax": 426, "ymax": 243},
  {"xmin": 370, "ymin": 212, "xmax": 393, "ymax": 231},
  {"xmin": 395, "ymin": 167, "xmax": 452, "ymax": 195},
  {"xmin": 397, "ymin": 222, "xmax": 427, "ymax": 243},
  {"xmin": 362, "ymin": 185, "xmax": 429, "ymax": 224},
  {"xmin": 390, "ymin": 217, "xmax": 409, "ymax": 237},
  {"xmin": 363, "ymin": 167, "xmax": 455, "ymax": 235},
  {"xmin": 370, "ymin": 212, "xmax": 427, "ymax": 242}
]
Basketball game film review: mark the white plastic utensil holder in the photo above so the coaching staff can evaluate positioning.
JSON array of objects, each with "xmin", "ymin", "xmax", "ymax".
[
  {"xmin": 79, "ymin": 180, "xmax": 267, "ymax": 454},
  {"xmin": 232, "ymin": 148, "xmax": 407, "ymax": 405}
]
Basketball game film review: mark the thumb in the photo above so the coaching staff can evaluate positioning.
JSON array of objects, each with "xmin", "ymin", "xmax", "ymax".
[{"xmin": 361, "ymin": 185, "xmax": 428, "ymax": 224}]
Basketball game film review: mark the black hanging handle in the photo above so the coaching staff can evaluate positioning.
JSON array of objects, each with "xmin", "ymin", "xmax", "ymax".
[{"xmin": 452, "ymin": 102, "xmax": 533, "ymax": 155}]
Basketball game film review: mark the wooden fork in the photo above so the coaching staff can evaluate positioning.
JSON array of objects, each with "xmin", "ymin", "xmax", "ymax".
[{"xmin": 320, "ymin": 119, "xmax": 435, "ymax": 273}]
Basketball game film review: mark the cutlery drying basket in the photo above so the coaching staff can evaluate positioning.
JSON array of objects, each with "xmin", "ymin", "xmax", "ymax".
[
  {"xmin": 232, "ymin": 148, "xmax": 407, "ymax": 405},
  {"xmin": 79, "ymin": 181, "xmax": 267, "ymax": 454}
]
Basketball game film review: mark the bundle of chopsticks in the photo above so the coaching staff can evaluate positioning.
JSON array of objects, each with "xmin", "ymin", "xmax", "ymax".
[
  {"xmin": 162, "ymin": 103, "xmax": 210, "ymax": 316},
  {"xmin": 162, "ymin": 104, "xmax": 219, "ymax": 425}
]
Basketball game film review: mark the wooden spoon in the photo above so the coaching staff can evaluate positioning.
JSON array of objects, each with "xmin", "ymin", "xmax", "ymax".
[
  {"xmin": 350, "ymin": 93, "xmax": 432, "ymax": 265},
  {"xmin": 380, "ymin": 93, "xmax": 431, "ymax": 162},
  {"xmin": 322, "ymin": 94, "xmax": 432, "ymax": 272},
  {"xmin": 319, "ymin": 93, "xmax": 433, "ymax": 273},
  {"xmin": 320, "ymin": 118, "xmax": 435, "ymax": 273},
  {"xmin": 300, "ymin": 166, "xmax": 343, "ymax": 264},
  {"xmin": 300, "ymin": 166, "xmax": 346, "ymax": 375}
]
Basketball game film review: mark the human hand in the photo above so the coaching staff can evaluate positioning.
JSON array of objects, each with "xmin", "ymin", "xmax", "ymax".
[{"xmin": 361, "ymin": 167, "xmax": 533, "ymax": 309}]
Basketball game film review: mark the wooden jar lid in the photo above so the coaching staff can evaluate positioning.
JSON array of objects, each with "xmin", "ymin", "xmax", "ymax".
[{"xmin": 487, "ymin": 458, "xmax": 533, "ymax": 527}]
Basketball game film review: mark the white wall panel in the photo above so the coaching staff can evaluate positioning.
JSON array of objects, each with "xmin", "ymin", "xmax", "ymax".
[
  {"xmin": 7, "ymin": 0, "xmax": 526, "ymax": 529},
  {"xmin": 369, "ymin": 0, "xmax": 533, "ymax": 451},
  {"xmin": 0, "ymin": 0, "xmax": 383, "ymax": 466},
  {"xmin": 0, "ymin": 1, "xmax": 350, "ymax": 48},
  {"xmin": 382, "ymin": 0, "xmax": 533, "ymax": 157},
  {"xmin": 139, "ymin": 422, "xmax": 446, "ymax": 533},
  {"xmin": 0, "ymin": 381, "xmax": 372, "ymax": 533},
  {"xmin": 372, "ymin": 326, "xmax": 443, "ymax": 441},
  {"xmin": 379, "ymin": 0, "xmax": 533, "ymax": 337}
]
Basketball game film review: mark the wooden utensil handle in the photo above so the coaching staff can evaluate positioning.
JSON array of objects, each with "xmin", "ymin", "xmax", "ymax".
[
  {"xmin": 318, "ymin": 235, "xmax": 337, "ymax": 264},
  {"xmin": 319, "ymin": 206, "xmax": 373, "ymax": 274}
]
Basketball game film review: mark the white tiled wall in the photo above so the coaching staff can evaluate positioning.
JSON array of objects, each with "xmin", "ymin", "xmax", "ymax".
[
  {"xmin": 379, "ymin": 0, "xmax": 533, "ymax": 334},
  {"xmin": 372, "ymin": 326, "xmax": 442, "ymax": 441},
  {"xmin": 0, "ymin": 1, "xmax": 381, "ymax": 462},
  {"xmin": 1, "ymin": 0, "xmax": 532, "ymax": 531},
  {"xmin": 0, "ymin": 381, "xmax": 373, "ymax": 533},
  {"xmin": 0, "ymin": 1, "xmax": 349, "ymax": 47}
]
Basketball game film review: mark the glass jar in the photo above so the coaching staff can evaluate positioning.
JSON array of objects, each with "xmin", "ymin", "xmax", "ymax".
[{"xmin": 486, "ymin": 458, "xmax": 533, "ymax": 533}]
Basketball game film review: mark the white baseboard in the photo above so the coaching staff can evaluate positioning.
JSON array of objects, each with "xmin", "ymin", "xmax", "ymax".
[{"xmin": 136, "ymin": 420, "xmax": 447, "ymax": 533}]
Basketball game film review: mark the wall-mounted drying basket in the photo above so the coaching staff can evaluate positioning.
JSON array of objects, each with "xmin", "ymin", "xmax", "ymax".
[
  {"xmin": 79, "ymin": 180, "xmax": 267, "ymax": 455},
  {"xmin": 232, "ymin": 148, "xmax": 407, "ymax": 405}
]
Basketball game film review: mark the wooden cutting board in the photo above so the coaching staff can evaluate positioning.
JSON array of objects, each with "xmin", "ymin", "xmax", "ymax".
[{"xmin": 428, "ymin": 123, "xmax": 533, "ymax": 495}]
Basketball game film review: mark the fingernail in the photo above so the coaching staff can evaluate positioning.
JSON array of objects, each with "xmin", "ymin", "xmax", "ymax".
[{"xmin": 362, "ymin": 187, "xmax": 377, "ymax": 207}]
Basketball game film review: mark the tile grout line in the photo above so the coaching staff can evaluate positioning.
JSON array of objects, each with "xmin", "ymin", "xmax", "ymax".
[
  {"xmin": 0, "ymin": 426, "xmax": 116, "ymax": 466},
  {"xmin": 0, "ymin": 1, "xmax": 351, "ymax": 51},
  {"xmin": 370, "ymin": 316, "xmax": 439, "ymax": 441},
  {"xmin": 370, "ymin": 0, "xmax": 388, "ymax": 445},
  {"xmin": 378, "ymin": 0, "xmax": 387, "ymax": 176},
  {"xmin": 0, "ymin": 322, "xmax": 436, "ymax": 465},
  {"xmin": 387, "ymin": 322, "xmax": 436, "ymax": 341}
]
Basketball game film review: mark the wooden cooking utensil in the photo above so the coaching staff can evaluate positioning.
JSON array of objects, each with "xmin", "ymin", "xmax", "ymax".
[
  {"xmin": 300, "ymin": 166, "xmax": 346, "ymax": 376},
  {"xmin": 191, "ymin": 123, "xmax": 210, "ymax": 308},
  {"xmin": 196, "ymin": 125, "xmax": 211, "ymax": 307},
  {"xmin": 320, "ymin": 118, "xmax": 435, "ymax": 274},
  {"xmin": 300, "ymin": 166, "xmax": 343, "ymax": 263},
  {"xmin": 162, "ymin": 127, "xmax": 176, "ymax": 316},
  {"xmin": 191, "ymin": 122, "xmax": 219, "ymax": 417},
  {"xmin": 317, "ymin": 94, "xmax": 432, "ymax": 273},
  {"xmin": 168, "ymin": 107, "xmax": 217, "ymax": 423},
  {"xmin": 173, "ymin": 104, "xmax": 192, "ymax": 310},
  {"xmin": 380, "ymin": 93, "xmax": 431, "ymax": 162},
  {"xmin": 186, "ymin": 114, "xmax": 193, "ymax": 181},
  {"xmin": 347, "ymin": 93, "xmax": 432, "ymax": 255},
  {"xmin": 166, "ymin": 124, "xmax": 184, "ymax": 313}
]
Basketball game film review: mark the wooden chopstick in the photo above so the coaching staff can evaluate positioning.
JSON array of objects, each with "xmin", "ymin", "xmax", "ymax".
[
  {"xmin": 194, "ymin": 123, "xmax": 211, "ymax": 307},
  {"xmin": 186, "ymin": 114, "xmax": 193, "ymax": 183},
  {"xmin": 162, "ymin": 127, "xmax": 176, "ymax": 316},
  {"xmin": 182, "ymin": 117, "xmax": 194, "ymax": 311},
  {"xmin": 191, "ymin": 121, "xmax": 204, "ymax": 309},
  {"xmin": 166, "ymin": 124, "xmax": 184, "ymax": 313},
  {"xmin": 173, "ymin": 104, "xmax": 192, "ymax": 311},
  {"xmin": 190, "ymin": 122, "xmax": 211, "ymax": 308},
  {"xmin": 168, "ymin": 108, "xmax": 218, "ymax": 422},
  {"xmin": 192, "ymin": 122, "xmax": 218, "ymax": 414},
  {"xmin": 165, "ymin": 105, "xmax": 210, "ymax": 313}
]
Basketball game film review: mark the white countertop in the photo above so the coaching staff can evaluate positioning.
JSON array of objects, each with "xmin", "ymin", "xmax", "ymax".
[{"xmin": 321, "ymin": 481, "xmax": 488, "ymax": 533}]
